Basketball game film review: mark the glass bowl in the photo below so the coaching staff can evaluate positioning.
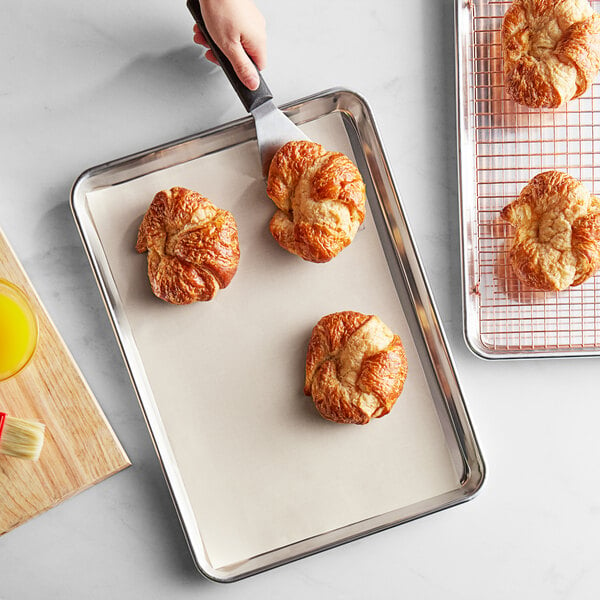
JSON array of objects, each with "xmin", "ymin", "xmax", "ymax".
[{"xmin": 0, "ymin": 279, "xmax": 39, "ymax": 381}]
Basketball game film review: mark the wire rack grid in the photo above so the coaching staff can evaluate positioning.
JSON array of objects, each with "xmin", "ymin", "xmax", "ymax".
[{"xmin": 464, "ymin": 0, "xmax": 600, "ymax": 356}]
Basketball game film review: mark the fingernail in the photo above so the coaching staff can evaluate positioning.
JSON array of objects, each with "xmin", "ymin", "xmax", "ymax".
[{"xmin": 247, "ymin": 72, "xmax": 259, "ymax": 90}]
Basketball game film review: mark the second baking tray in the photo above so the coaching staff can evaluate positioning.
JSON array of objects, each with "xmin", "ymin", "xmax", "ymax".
[
  {"xmin": 71, "ymin": 88, "xmax": 484, "ymax": 582},
  {"xmin": 456, "ymin": 0, "xmax": 600, "ymax": 359}
]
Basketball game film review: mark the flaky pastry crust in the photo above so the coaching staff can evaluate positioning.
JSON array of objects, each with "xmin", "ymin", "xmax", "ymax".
[
  {"xmin": 502, "ymin": 0, "xmax": 600, "ymax": 108},
  {"xmin": 136, "ymin": 187, "xmax": 240, "ymax": 304},
  {"xmin": 500, "ymin": 171, "xmax": 600, "ymax": 291},
  {"xmin": 304, "ymin": 311, "xmax": 408, "ymax": 425},
  {"xmin": 266, "ymin": 141, "xmax": 366, "ymax": 263}
]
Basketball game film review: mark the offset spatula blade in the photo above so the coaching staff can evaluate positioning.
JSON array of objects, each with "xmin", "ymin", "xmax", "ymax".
[
  {"xmin": 251, "ymin": 100, "xmax": 310, "ymax": 176},
  {"xmin": 187, "ymin": 0, "xmax": 309, "ymax": 176}
]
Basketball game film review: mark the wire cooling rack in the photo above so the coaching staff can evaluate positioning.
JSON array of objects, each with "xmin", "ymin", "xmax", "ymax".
[{"xmin": 457, "ymin": 0, "xmax": 600, "ymax": 357}]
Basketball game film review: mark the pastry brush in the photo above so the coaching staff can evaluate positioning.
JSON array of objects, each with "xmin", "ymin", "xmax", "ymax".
[
  {"xmin": 187, "ymin": 0, "xmax": 310, "ymax": 176},
  {"xmin": 0, "ymin": 412, "xmax": 45, "ymax": 461}
]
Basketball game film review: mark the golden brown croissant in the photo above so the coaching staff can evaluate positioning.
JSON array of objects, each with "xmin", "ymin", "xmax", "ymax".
[
  {"xmin": 304, "ymin": 311, "xmax": 408, "ymax": 425},
  {"xmin": 266, "ymin": 141, "xmax": 366, "ymax": 263},
  {"xmin": 500, "ymin": 171, "xmax": 600, "ymax": 291},
  {"xmin": 136, "ymin": 187, "xmax": 240, "ymax": 304},
  {"xmin": 502, "ymin": 0, "xmax": 600, "ymax": 108}
]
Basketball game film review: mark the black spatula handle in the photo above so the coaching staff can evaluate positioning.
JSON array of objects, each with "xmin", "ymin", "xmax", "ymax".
[{"xmin": 187, "ymin": 0, "xmax": 272, "ymax": 112}]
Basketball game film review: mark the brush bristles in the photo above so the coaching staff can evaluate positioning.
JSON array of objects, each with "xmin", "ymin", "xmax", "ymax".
[{"xmin": 0, "ymin": 415, "xmax": 45, "ymax": 461}]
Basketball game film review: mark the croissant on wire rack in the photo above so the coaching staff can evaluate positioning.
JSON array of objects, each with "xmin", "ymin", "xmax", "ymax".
[
  {"xmin": 502, "ymin": 0, "xmax": 600, "ymax": 108},
  {"xmin": 266, "ymin": 141, "xmax": 366, "ymax": 263},
  {"xmin": 500, "ymin": 171, "xmax": 600, "ymax": 291},
  {"xmin": 136, "ymin": 187, "xmax": 240, "ymax": 304},
  {"xmin": 304, "ymin": 311, "xmax": 408, "ymax": 425}
]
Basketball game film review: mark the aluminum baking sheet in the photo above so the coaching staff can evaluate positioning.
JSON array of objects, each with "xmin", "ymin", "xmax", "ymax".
[
  {"xmin": 456, "ymin": 0, "xmax": 600, "ymax": 359},
  {"xmin": 71, "ymin": 88, "xmax": 484, "ymax": 582}
]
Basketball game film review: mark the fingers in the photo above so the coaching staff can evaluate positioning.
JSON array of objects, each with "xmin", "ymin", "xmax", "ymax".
[
  {"xmin": 204, "ymin": 49, "xmax": 218, "ymax": 66},
  {"xmin": 192, "ymin": 24, "xmax": 208, "ymax": 48},
  {"xmin": 241, "ymin": 33, "xmax": 267, "ymax": 72},
  {"xmin": 193, "ymin": 27, "xmax": 219, "ymax": 66},
  {"xmin": 191, "ymin": 0, "xmax": 267, "ymax": 90},
  {"xmin": 193, "ymin": 27, "xmax": 259, "ymax": 87},
  {"xmin": 224, "ymin": 41, "xmax": 260, "ymax": 90}
]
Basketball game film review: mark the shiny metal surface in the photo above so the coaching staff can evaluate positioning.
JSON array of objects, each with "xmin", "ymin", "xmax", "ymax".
[
  {"xmin": 455, "ymin": 0, "xmax": 600, "ymax": 359},
  {"xmin": 251, "ymin": 99, "xmax": 310, "ymax": 176},
  {"xmin": 71, "ymin": 88, "xmax": 484, "ymax": 582}
]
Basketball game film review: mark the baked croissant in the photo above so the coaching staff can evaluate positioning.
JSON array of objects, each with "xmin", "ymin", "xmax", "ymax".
[
  {"xmin": 136, "ymin": 187, "xmax": 240, "ymax": 304},
  {"xmin": 304, "ymin": 311, "xmax": 408, "ymax": 425},
  {"xmin": 266, "ymin": 141, "xmax": 366, "ymax": 263},
  {"xmin": 500, "ymin": 171, "xmax": 600, "ymax": 291},
  {"xmin": 502, "ymin": 0, "xmax": 600, "ymax": 108}
]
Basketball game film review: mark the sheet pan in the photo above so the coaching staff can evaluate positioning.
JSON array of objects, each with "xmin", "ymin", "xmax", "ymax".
[
  {"xmin": 455, "ymin": 0, "xmax": 600, "ymax": 359},
  {"xmin": 71, "ymin": 88, "xmax": 484, "ymax": 581}
]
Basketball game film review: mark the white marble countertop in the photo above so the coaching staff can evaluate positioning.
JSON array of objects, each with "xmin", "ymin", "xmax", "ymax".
[{"xmin": 2, "ymin": 1, "xmax": 600, "ymax": 598}]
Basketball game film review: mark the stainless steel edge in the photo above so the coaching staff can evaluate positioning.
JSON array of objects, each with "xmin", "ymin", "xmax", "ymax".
[
  {"xmin": 71, "ymin": 163, "xmax": 223, "ymax": 583},
  {"xmin": 70, "ymin": 87, "xmax": 485, "ymax": 582},
  {"xmin": 334, "ymin": 89, "xmax": 485, "ymax": 495},
  {"xmin": 454, "ymin": 1, "xmax": 600, "ymax": 360},
  {"xmin": 455, "ymin": 0, "xmax": 491, "ymax": 360}
]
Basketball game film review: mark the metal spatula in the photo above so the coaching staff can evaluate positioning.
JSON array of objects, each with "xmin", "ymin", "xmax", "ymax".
[{"xmin": 187, "ymin": 0, "xmax": 309, "ymax": 176}]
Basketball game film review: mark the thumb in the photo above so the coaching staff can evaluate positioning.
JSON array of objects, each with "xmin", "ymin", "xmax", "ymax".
[{"xmin": 225, "ymin": 41, "xmax": 260, "ymax": 91}]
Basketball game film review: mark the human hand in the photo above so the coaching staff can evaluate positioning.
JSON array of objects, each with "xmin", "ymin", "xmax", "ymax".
[{"xmin": 194, "ymin": 0, "xmax": 267, "ymax": 91}]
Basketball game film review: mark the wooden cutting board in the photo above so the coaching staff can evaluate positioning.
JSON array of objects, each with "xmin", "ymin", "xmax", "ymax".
[{"xmin": 0, "ymin": 228, "xmax": 130, "ymax": 535}]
